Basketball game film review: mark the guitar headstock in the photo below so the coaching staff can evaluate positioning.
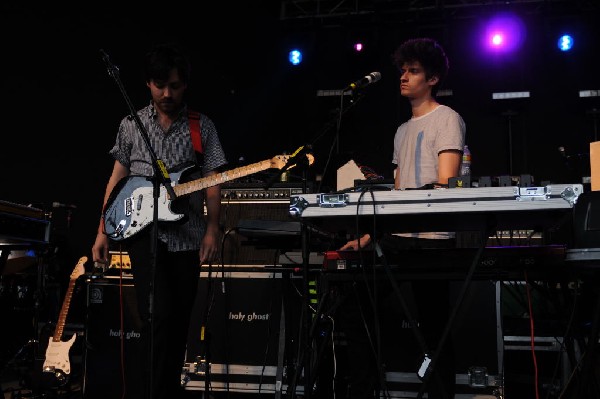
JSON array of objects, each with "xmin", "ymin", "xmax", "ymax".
[
  {"xmin": 70, "ymin": 256, "xmax": 87, "ymax": 281},
  {"xmin": 271, "ymin": 153, "xmax": 315, "ymax": 170}
]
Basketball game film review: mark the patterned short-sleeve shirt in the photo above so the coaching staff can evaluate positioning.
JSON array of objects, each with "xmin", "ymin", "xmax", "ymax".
[{"xmin": 109, "ymin": 102, "xmax": 228, "ymax": 251}]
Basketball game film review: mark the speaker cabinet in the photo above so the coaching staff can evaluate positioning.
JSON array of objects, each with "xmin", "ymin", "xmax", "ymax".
[
  {"xmin": 183, "ymin": 270, "xmax": 302, "ymax": 394},
  {"xmin": 83, "ymin": 277, "xmax": 144, "ymax": 399}
]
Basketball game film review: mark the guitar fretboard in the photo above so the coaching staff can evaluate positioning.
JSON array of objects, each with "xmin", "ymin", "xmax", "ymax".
[
  {"xmin": 53, "ymin": 279, "xmax": 76, "ymax": 342},
  {"xmin": 174, "ymin": 160, "xmax": 275, "ymax": 197}
]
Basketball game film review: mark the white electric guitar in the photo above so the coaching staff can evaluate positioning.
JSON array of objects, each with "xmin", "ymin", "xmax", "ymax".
[
  {"xmin": 43, "ymin": 256, "xmax": 86, "ymax": 380},
  {"xmin": 103, "ymin": 153, "xmax": 314, "ymax": 241}
]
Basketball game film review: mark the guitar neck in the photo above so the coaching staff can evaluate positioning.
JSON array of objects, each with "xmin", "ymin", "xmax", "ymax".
[
  {"xmin": 174, "ymin": 159, "xmax": 275, "ymax": 197},
  {"xmin": 53, "ymin": 279, "xmax": 76, "ymax": 342}
]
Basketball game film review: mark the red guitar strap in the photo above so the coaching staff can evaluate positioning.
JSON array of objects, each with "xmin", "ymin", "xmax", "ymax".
[{"xmin": 188, "ymin": 110, "xmax": 204, "ymax": 165}]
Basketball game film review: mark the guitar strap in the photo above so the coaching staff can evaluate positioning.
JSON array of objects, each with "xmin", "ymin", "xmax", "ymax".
[{"xmin": 188, "ymin": 110, "xmax": 204, "ymax": 166}]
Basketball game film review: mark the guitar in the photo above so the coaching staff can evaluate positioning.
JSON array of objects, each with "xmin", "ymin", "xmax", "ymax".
[
  {"xmin": 103, "ymin": 153, "xmax": 314, "ymax": 241},
  {"xmin": 43, "ymin": 256, "xmax": 87, "ymax": 381}
]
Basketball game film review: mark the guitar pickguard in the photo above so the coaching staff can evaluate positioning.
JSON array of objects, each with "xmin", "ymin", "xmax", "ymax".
[
  {"xmin": 104, "ymin": 172, "xmax": 185, "ymax": 240},
  {"xmin": 43, "ymin": 334, "xmax": 77, "ymax": 375}
]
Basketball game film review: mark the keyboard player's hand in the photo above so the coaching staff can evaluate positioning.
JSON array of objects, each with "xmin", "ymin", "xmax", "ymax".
[{"xmin": 338, "ymin": 233, "xmax": 372, "ymax": 251}]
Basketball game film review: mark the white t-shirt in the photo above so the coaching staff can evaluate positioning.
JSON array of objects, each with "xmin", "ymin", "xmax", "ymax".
[{"xmin": 392, "ymin": 104, "xmax": 466, "ymax": 239}]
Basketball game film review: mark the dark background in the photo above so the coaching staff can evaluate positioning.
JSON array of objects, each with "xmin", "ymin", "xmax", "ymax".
[{"xmin": 2, "ymin": 1, "xmax": 600, "ymax": 267}]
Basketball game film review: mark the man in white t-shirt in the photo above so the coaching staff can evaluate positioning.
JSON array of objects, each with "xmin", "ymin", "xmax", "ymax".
[{"xmin": 338, "ymin": 37, "xmax": 466, "ymax": 399}]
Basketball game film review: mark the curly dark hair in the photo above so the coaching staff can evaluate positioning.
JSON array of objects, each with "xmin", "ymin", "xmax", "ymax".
[{"xmin": 391, "ymin": 38, "xmax": 449, "ymax": 95}]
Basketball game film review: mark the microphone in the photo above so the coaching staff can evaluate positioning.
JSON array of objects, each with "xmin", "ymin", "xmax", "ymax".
[
  {"xmin": 346, "ymin": 72, "xmax": 381, "ymax": 90},
  {"xmin": 52, "ymin": 202, "xmax": 77, "ymax": 210}
]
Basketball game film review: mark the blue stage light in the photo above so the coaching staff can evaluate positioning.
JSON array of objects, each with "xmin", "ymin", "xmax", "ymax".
[
  {"xmin": 557, "ymin": 34, "xmax": 574, "ymax": 52},
  {"xmin": 288, "ymin": 49, "xmax": 303, "ymax": 65}
]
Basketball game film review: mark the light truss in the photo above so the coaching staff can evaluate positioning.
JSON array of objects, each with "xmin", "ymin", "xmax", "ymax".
[{"xmin": 279, "ymin": 0, "xmax": 598, "ymax": 22}]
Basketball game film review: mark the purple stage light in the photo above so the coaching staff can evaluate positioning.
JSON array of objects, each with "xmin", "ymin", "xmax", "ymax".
[{"xmin": 483, "ymin": 12, "xmax": 526, "ymax": 54}]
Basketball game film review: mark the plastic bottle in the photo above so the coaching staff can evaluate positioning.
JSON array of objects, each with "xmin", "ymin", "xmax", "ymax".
[{"xmin": 460, "ymin": 145, "xmax": 471, "ymax": 177}]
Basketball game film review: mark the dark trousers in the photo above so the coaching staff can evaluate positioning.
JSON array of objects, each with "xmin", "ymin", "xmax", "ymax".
[
  {"xmin": 124, "ymin": 229, "xmax": 200, "ymax": 399},
  {"xmin": 338, "ymin": 235, "xmax": 456, "ymax": 399}
]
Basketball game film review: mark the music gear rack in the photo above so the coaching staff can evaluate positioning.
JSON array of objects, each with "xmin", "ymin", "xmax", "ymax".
[
  {"xmin": 220, "ymin": 182, "xmax": 311, "ymax": 202},
  {"xmin": 0, "ymin": 200, "xmax": 50, "ymax": 246}
]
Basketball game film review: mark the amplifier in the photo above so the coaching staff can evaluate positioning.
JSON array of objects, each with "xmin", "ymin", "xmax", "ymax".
[
  {"xmin": 182, "ymin": 270, "xmax": 302, "ymax": 395},
  {"xmin": 82, "ymin": 276, "xmax": 144, "ymax": 399},
  {"xmin": 219, "ymin": 183, "xmax": 309, "ymax": 265},
  {"xmin": 220, "ymin": 182, "xmax": 310, "ymax": 201},
  {"xmin": 92, "ymin": 251, "xmax": 132, "ymax": 275}
]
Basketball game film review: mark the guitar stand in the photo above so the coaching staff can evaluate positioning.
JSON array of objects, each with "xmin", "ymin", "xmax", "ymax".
[
  {"xmin": 1, "ymin": 250, "xmax": 51, "ymax": 398},
  {"xmin": 0, "ymin": 338, "xmax": 36, "ymax": 397}
]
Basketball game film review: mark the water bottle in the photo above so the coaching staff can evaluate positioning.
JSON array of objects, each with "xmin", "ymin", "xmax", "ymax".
[{"xmin": 460, "ymin": 145, "xmax": 471, "ymax": 177}]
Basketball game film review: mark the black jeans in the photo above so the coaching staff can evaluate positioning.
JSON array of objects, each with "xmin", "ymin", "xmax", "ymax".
[
  {"xmin": 124, "ymin": 229, "xmax": 200, "ymax": 399},
  {"xmin": 337, "ymin": 234, "xmax": 456, "ymax": 399}
]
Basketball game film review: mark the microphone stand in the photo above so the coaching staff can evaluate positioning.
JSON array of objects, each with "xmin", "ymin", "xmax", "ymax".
[
  {"xmin": 201, "ymin": 262, "xmax": 213, "ymax": 398},
  {"xmin": 282, "ymin": 151, "xmax": 314, "ymax": 399},
  {"xmin": 287, "ymin": 85, "xmax": 373, "ymax": 396},
  {"xmin": 311, "ymin": 89, "xmax": 367, "ymax": 193},
  {"xmin": 299, "ymin": 163, "xmax": 312, "ymax": 399},
  {"xmin": 100, "ymin": 49, "xmax": 177, "ymax": 399}
]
